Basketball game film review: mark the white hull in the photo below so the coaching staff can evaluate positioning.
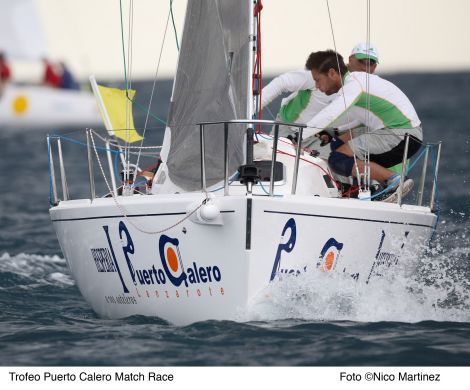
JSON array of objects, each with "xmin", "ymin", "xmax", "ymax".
[
  {"xmin": 0, "ymin": 84, "xmax": 101, "ymax": 128},
  {"xmin": 50, "ymin": 194, "xmax": 436, "ymax": 325},
  {"xmin": 46, "ymin": 0, "xmax": 441, "ymax": 327}
]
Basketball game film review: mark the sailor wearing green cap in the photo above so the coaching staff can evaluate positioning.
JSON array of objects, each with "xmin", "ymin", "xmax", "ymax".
[
  {"xmin": 303, "ymin": 50, "xmax": 423, "ymax": 202},
  {"xmin": 348, "ymin": 42, "xmax": 379, "ymax": 73},
  {"xmin": 261, "ymin": 43, "xmax": 379, "ymax": 139}
]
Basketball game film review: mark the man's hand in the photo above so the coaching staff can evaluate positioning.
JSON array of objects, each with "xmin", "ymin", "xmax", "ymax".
[{"xmin": 287, "ymin": 133, "xmax": 299, "ymax": 144}]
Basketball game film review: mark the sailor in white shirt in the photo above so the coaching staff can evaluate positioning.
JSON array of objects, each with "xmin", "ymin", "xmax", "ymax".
[
  {"xmin": 303, "ymin": 50, "xmax": 422, "ymax": 201},
  {"xmin": 261, "ymin": 43, "xmax": 380, "ymax": 141},
  {"xmin": 261, "ymin": 69, "xmax": 333, "ymax": 138}
]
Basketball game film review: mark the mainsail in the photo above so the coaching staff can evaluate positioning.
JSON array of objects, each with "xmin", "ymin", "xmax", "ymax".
[
  {"xmin": 0, "ymin": 0, "xmax": 48, "ymax": 60},
  {"xmin": 165, "ymin": 0, "xmax": 252, "ymax": 191}
]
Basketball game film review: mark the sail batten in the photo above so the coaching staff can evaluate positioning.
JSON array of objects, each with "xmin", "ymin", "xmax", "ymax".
[{"xmin": 165, "ymin": 0, "xmax": 252, "ymax": 191}]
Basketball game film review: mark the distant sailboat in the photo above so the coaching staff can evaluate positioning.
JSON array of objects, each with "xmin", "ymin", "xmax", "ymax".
[{"xmin": 0, "ymin": 0, "xmax": 101, "ymax": 128}]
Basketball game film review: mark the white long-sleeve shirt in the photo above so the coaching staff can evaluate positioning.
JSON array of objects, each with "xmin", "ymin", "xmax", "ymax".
[
  {"xmin": 304, "ymin": 72, "xmax": 421, "ymax": 139},
  {"xmin": 262, "ymin": 70, "xmax": 334, "ymax": 125}
]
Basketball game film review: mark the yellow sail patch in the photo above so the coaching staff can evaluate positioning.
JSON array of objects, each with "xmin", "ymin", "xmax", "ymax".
[{"xmin": 97, "ymin": 85, "xmax": 143, "ymax": 143}]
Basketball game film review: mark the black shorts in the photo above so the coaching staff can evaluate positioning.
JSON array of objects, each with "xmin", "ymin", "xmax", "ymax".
[{"xmin": 369, "ymin": 135, "xmax": 422, "ymax": 168}]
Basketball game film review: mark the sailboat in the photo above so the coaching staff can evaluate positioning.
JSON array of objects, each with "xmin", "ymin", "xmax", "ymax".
[
  {"xmin": 48, "ymin": 0, "xmax": 440, "ymax": 325},
  {"xmin": 0, "ymin": 0, "xmax": 101, "ymax": 128}
]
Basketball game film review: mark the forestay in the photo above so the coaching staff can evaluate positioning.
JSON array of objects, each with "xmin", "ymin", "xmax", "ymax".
[{"xmin": 166, "ymin": 0, "xmax": 251, "ymax": 191}]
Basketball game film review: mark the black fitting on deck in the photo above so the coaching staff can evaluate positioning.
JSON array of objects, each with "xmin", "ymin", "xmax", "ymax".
[{"xmin": 238, "ymin": 164, "xmax": 260, "ymax": 185}]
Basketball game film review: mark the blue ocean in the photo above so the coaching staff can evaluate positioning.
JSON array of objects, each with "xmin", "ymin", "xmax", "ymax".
[{"xmin": 0, "ymin": 73, "xmax": 469, "ymax": 366}]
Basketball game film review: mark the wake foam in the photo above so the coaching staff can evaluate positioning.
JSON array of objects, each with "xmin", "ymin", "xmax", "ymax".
[
  {"xmin": 0, "ymin": 252, "xmax": 74, "ymax": 287},
  {"xmin": 242, "ymin": 225, "xmax": 470, "ymax": 324}
]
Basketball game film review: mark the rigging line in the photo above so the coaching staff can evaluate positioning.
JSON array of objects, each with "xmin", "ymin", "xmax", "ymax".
[
  {"xmin": 119, "ymin": 0, "xmax": 130, "ymax": 183},
  {"xmin": 429, "ymin": 145, "xmax": 440, "ymax": 240},
  {"xmin": 125, "ymin": 1, "xmax": 135, "ymax": 187},
  {"xmin": 126, "ymin": 0, "xmax": 134, "ymax": 151},
  {"xmin": 143, "ymin": 7, "xmax": 172, "ymax": 132},
  {"xmin": 264, "ymin": 106, "xmax": 276, "ymax": 120},
  {"xmin": 170, "ymin": 0, "xmax": 180, "ymax": 51},
  {"xmin": 252, "ymin": 1, "xmax": 263, "ymax": 131},
  {"xmin": 364, "ymin": 0, "xmax": 372, "ymax": 190},
  {"xmin": 359, "ymin": 145, "xmax": 431, "ymax": 201},
  {"xmin": 90, "ymin": 130, "xmax": 207, "ymax": 235},
  {"xmin": 133, "ymin": 2, "xmax": 173, "ymax": 186},
  {"xmin": 256, "ymin": 1, "xmax": 263, "ymax": 122},
  {"xmin": 276, "ymin": 149, "xmax": 340, "ymax": 190},
  {"xmin": 90, "ymin": 130, "xmax": 161, "ymax": 150},
  {"xmin": 367, "ymin": 0, "xmax": 372, "ymax": 190},
  {"xmin": 47, "ymin": 137, "xmax": 54, "ymax": 205},
  {"xmin": 124, "ymin": 0, "xmax": 134, "ymax": 180},
  {"xmin": 325, "ymin": 0, "xmax": 361, "ymax": 183},
  {"xmin": 124, "ymin": 0, "xmax": 133, "ymax": 181},
  {"xmin": 119, "ymin": 0, "xmax": 128, "ymax": 92},
  {"xmin": 132, "ymin": 99, "xmax": 167, "ymax": 125},
  {"xmin": 256, "ymin": 130, "xmax": 340, "ymax": 190}
]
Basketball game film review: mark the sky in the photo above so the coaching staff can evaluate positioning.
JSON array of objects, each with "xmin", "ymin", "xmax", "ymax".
[{"xmin": 10, "ymin": 0, "xmax": 470, "ymax": 81}]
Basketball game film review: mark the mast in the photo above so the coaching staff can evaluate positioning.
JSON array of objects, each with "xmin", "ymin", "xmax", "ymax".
[
  {"xmin": 245, "ymin": 0, "xmax": 256, "ymax": 169},
  {"xmin": 247, "ymin": 0, "xmax": 255, "ymax": 122},
  {"xmin": 239, "ymin": 0, "xmax": 262, "ymax": 192},
  {"xmin": 245, "ymin": 0, "xmax": 263, "ymax": 168}
]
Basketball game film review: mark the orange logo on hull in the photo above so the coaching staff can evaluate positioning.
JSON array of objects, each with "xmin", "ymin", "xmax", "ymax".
[
  {"xmin": 321, "ymin": 251, "xmax": 336, "ymax": 272},
  {"xmin": 166, "ymin": 247, "xmax": 179, "ymax": 273},
  {"xmin": 318, "ymin": 238, "xmax": 344, "ymax": 272}
]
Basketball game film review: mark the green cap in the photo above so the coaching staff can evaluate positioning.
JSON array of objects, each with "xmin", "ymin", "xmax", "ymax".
[{"xmin": 351, "ymin": 42, "xmax": 379, "ymax": 63}]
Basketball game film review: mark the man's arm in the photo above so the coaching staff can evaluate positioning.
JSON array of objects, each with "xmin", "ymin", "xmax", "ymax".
[
  {"xmin": 303, "ymin": 78, "xmax": 363, "ymax": 139},
  {"xmin": 262, "ymin": 70, "xmax": 314, "ymax": 107},
  {"xmin": 336, "ymin": 119, "xmax": 363, "ymax": 132}
]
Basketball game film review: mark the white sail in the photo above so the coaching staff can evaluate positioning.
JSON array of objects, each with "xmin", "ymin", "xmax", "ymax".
[
  {"xmin": 0, "ymin": 0, "xmax": 104, "ymax": 128},
  {"xmin": 165, "ymin": 0, "xmax": 252, "ymax": 191},
  {"xmin": 0, "ymin": 0, "xmax": 48, "ymax": 60}
]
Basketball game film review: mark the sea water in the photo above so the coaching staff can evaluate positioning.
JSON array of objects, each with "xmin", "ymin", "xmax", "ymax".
[{"xmin": 0, "ymin": 73, "xmax": 469, "ymax": 366}]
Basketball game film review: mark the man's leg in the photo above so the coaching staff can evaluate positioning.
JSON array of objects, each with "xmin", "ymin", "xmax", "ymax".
[
  {"xmin": 338, "ymin": 132, "xmax": 353, "ymax": 142},
  {"xmin": 334, "ymin": 142, "xmax": 395, "ymax": 182},
  {"xmin": 328, "ymin": 129, "xmax": 418, "ymax": 202}
]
